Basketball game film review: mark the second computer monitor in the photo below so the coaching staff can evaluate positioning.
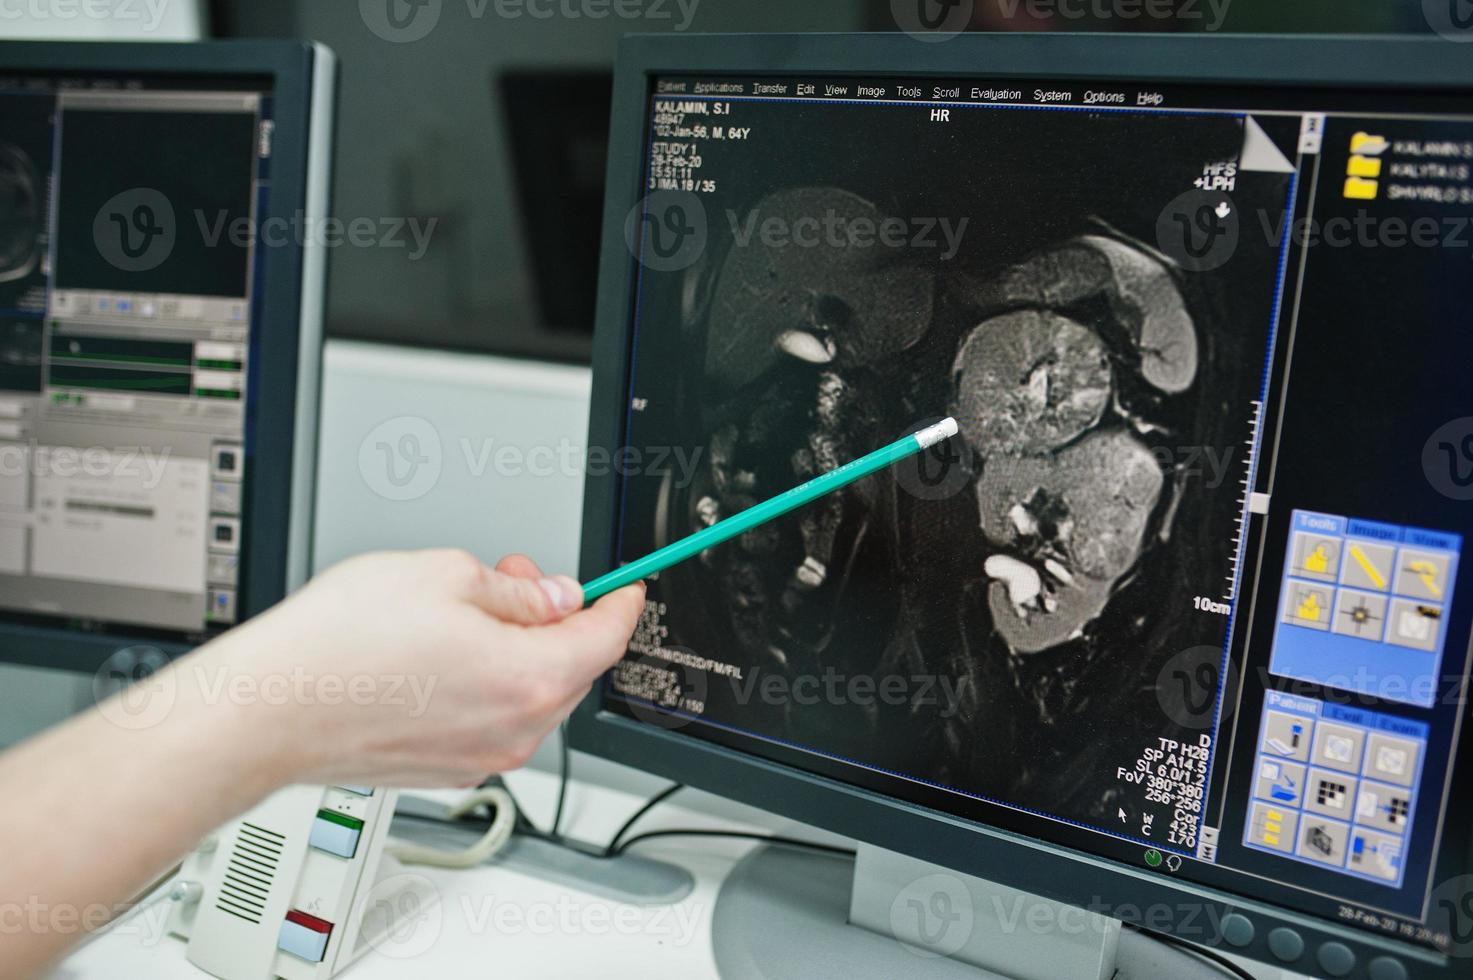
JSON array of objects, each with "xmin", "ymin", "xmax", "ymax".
[{"xmin": 0, "ymin": 41, "xmax": 335, "ymax": 673}]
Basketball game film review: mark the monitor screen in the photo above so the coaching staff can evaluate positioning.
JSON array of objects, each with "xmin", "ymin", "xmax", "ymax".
[
  {"xmin": 0, "ymin": 70, "xmax": 275, "ymax": 642},
  {"xmin": 603, "ymin": 71, "xmax": 1473, "ymax": 956}
]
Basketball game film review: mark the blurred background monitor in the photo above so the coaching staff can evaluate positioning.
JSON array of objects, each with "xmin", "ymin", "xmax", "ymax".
[
  {"xmin": 499, "ymin": 70, "xmax": 614, "ymax": 341},
  {"xmin": 0, "ymin": 41, "xmax": 335, "ymax": 674}
]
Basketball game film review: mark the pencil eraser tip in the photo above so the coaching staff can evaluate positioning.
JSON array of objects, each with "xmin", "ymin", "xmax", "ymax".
[{"xmin": 917, "ymin": 418, "xmax": 959, "ymax": 449}]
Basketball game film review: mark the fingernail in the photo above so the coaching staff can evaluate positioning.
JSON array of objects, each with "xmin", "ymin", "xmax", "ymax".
[{"xmin": 538, "ymin": 577, "xmax": 581, "ymax": 614}]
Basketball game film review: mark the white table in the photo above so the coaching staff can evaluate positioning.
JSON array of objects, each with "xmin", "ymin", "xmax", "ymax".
[
  {"xmin": 53, "ymin": 767, "xmax": 1288, "ymax": 980},
  {"xmin": 54, "ymin": 769, "xmax": 789, "ymax": 980}
]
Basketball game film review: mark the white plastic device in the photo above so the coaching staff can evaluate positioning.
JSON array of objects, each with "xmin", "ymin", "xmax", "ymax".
[{"xmin": 164, "ymin": 784, "xmax": 434, "ymax": 980}]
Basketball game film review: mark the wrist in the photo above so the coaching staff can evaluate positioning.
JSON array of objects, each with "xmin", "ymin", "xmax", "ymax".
[{"xmin": 169, "ymin": 623, "xmax": 321, "ymax": 802}]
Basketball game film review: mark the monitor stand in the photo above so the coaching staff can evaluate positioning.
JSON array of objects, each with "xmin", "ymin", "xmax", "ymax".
[
  {"xmin": 712, "ymin": 843, "xmax": 1124, "ymax": 980},
  {"xmin": 394, "ymin": 798, "xmax": 1227, "ymax": 979}
]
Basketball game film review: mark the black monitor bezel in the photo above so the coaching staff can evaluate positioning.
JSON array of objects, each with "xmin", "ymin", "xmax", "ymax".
[
  {"xmin": 572, "ymin": 31, "xmax": 1473, "ymax": 977},
  {"xmin": 0, "ymin": 40, "xmax": 327, "ymax": 675}
]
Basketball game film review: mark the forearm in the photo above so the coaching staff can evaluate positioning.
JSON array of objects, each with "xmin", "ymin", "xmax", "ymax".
[
  {"xmin": 0, "ymin": 632, "xmax": 300, "ymax": 979},
  {"xmin": 0, "ymin": 549, "xmax": 644, "ymax": 979}
]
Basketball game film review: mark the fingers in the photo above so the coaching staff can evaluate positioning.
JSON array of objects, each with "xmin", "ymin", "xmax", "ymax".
[
  {"xmin": 465, "ymin": 557, "xmax": 580, "ymax": 627},
  {"xmin": 495, "ymin": 554, "xmax": 544, "ymax": 580},
  {"xmin": 544, "ymin": 583, "xmax": 646, "ymax": 683}
]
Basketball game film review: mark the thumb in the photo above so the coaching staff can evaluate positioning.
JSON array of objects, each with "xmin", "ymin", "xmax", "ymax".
[
  {"xmin": 466, "ymin": 568, "xmax": 583, "ymax": 626},
  {"xmin": 546, "ymin": 583, "xmax": 647, "ymax": 684}
]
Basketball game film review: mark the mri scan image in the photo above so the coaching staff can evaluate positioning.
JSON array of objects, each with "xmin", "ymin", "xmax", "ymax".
[{"xmin": 613, "ymin": 100, "xmax": 1298, "ymax": 836}]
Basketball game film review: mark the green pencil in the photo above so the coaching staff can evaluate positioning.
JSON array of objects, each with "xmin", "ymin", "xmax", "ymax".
[{"xmin": 582, "ymin": 418, "xmax": 959, "ymax": 604}]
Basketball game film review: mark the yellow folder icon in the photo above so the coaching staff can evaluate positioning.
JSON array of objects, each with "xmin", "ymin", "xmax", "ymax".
[
  {"xmin": 1351, "ymin": 131, "xmax": 1389, "ymax": 156},
  {"xmin": 1344, "ymin": 176, "xmax": 1379, "ymax": 201},
  {"xmin": 1263, "ymin": 808, "xmax": 1284, "ymax": 844},
  {"xmin": 1347, "ymin": 155, "xmax": 1382, "ymax": 179}
]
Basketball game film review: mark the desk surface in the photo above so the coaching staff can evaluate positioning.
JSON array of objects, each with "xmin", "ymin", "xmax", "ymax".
[
  {"xmin": 53, "ymin": 767, "xmax": 1289, "ymax": 980},
  {"xmin": 52, "ymin": 770, "xmax": 788, "ymax": 980}
]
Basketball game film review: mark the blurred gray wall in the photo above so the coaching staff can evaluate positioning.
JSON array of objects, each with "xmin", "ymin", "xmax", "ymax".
[{"xmin": 227, "ymin": 1, "xmax": 870, "ymax": 354}]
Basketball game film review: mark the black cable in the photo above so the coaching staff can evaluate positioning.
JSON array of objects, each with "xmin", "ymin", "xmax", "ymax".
[
  {"xmin": 612, "ymin": 829, "xmax": 857, "ymax": 860},
  {"xmin": 392, "ymin": 810, "xmax": 492, "ymax": 829},
  {"xmin": 604, "ymin": 783, "xmax": 684, "ymax": 857},
  {"xmin": 1123, "ymin": 923, "xmax": 1258, "ymax": 980},
  {"xmin": 487, "ymin": 779, "xmax": 546, "ymax": 838},
  {"xmin": 418, "ymin": 774, "xmax": 849, "ymax": 865},
  {"xmin": 397, "ymin": 803, "xmax": 863, "ymax": 869},
  {"xmin": 476, "ymin": 723, "xmax": 575, "ymax": 841},
  {"xmin": 549, "ymin": 723, "xmax": 571, "ymax": 840}
]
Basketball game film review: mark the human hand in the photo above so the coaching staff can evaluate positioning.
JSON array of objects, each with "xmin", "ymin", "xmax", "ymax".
[{"xmin": 183, "ymin": 550, "xmax": 644, "ymax": 790}]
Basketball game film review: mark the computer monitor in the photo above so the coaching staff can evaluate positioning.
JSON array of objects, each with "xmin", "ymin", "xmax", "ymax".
[
  {"xmin": 0, "ymin": 41, "xmax": 335, "ymax": 674},
  {"xmin": 572, "ymin": 33, "xmax": 1473, "ymax": 980}
]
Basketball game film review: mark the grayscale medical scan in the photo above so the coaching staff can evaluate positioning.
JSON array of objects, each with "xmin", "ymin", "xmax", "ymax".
[{"xmin": 615, "ymin": 99, "xmax": 1291, "ymax": 834}]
